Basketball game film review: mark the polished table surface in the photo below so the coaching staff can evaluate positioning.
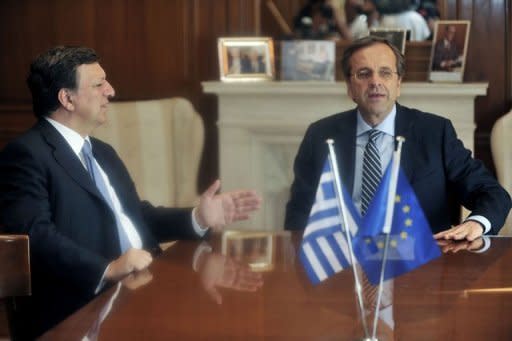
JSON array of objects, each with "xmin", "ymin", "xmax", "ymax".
[{"xmin": 41, "ymin": 231, "xmax": 512, "ymax": 340}]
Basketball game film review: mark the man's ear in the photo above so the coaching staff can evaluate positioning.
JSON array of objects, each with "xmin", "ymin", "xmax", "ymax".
[{"xmin": 57, "ymin": 89, "xmax": 74, "ymax": 111}]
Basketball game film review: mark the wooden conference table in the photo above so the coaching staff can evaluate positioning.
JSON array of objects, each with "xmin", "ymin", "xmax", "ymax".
[{"xmin": 41, "ymin": 231, "xmax": 512, "ymax": 340}]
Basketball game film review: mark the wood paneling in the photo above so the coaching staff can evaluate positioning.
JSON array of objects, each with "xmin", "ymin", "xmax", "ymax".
[
  {"xmin": 260, "ymin": 0, "xmax": 512, "ymax": 174},
  {"xmin": 0, "ymin": 300, "xmax": 7, "ymax": 338},
  {"xmin": 0, "ymin": 0, "xmax": 511, "ymax": 187},
  {"xmin": 0, "ymin": 0, "xmax": 257, "ymax": 191},
  {"xmin": 450, "ymin": 0, "xmax": 511, "ymax": 170},
  {"xmin": 261, "ymin": 0, "xmax": 306, "ymax": 38}
]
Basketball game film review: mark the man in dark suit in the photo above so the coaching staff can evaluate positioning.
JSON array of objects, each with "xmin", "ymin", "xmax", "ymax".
[
  {"xmin": 0, "ymin": 46, "xmax": 261, "ymax": 339},
  {"xmin": 432, "ymin": 25, "xmax": 461, "ymax": 71},
  {"xmin": 285, "ymin": 36, "xmax": 511, "ymax": 241}
]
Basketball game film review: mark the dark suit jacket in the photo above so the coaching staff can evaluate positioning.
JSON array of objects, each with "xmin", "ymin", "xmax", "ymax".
[
  {"xmin": 433, "ymin": 40, "xmax": 460, "ymax": 71},
  {"xmin": 0, "ymin": 119, "xmax": 201, "ymax": 339},
  {"xmin": 285, "ymin": 103, "xmax": 511, "ymax": 234}
]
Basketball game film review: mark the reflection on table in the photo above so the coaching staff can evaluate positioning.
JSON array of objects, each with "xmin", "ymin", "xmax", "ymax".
[{"xmin": 41, "ymin": 232, "xmax": 512, "ymax": 340}]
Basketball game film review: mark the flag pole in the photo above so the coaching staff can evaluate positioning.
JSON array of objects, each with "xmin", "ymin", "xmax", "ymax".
[
  {"xmin": 326, "ymin": 139, "xmax": 370, "ymax": 339},
  {"xmin": 370, "ymin": 136, "xmax": 405, "ymax": 340}
]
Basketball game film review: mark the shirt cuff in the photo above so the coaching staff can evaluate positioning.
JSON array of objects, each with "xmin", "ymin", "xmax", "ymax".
[
  {"xmin": 464, "ymin": 215, "xmax": 491, "ymax": 234},
  {"xmin": 191, "ymin": 207, "xmax": 209, "ymax": 237},
  {"xmin": 470, "ymin": 236, "xmax": 491, "ymax": 253}
]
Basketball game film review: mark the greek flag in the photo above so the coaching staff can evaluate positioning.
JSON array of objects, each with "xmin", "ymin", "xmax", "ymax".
[{"xmin": 299, "ymin": 156, "xmax": 361, "ymax": 284}]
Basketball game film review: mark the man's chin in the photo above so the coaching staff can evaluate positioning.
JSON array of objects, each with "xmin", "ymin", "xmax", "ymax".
[
  {"xmin": 91, "ymin": 117, "xmax": 107, "ymax": 133},
  {"xmin": 361, "ymin": 104, "xmax": 392, "ymax": 117}
]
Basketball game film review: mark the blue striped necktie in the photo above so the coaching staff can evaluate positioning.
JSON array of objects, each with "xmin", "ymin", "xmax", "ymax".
[
  {"xmin": 361, "ymin": 129, "xmax": 382, "ymax": 215},
  {"xmin": 81, "ymin": 141, "xmax": 131, "ymax": 253}
]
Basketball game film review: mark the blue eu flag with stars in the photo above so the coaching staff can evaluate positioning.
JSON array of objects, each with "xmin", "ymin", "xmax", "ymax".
[{"xmin": 354, "ymin": 163, "xmax": 441, "ymax": 285}]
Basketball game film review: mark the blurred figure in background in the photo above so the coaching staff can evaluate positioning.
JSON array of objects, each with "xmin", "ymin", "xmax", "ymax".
[
  {"xmin": 375, "ymin": 0, "xmax": 431, "ymax": 41},
  {"xmin": 293, "ymin": 0, "xmax": 352, "ymax": 40},
  {"xmin": 346, "ymin": 0, "xmax": 379, "ymax": 39},
  {"xmin": 345, "ymin": 0, "xmax": 433, "ymax": 41},
  {"xmin": 417, "ymin": 0, "xmax": 440, "ymax": 40}
]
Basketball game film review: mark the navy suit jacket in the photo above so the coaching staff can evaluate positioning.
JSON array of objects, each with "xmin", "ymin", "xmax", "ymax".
[
  {"xmin": 285, "ymin": 103, "xmax": 511, "ymax": 234},
  {"xmin": 0, "ymin": 119, "xmax": 201, "ymax": 338}
]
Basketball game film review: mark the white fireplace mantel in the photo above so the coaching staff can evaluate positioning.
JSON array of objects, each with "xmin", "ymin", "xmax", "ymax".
[{"xmin": 202, "ymin": 81, "xmax": 488, "ymax": 231}]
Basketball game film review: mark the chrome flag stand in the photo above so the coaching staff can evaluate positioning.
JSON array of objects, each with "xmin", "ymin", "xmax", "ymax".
[
  {"xmin": 326, "ymin": 139, "xmax": 370, "ymax": 339},
  {"xmin": 369, "ymin": 136, "xmax": 405, "ymax": 341}
]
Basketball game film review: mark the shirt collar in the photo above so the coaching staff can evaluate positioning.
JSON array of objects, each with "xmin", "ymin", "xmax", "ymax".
[
  {"xmin": 356, "ymin": 104, "xmax": 396, "ymax": 137},
  {"xmin": 45, "ymin": 117, "xmax": 90, "ymax": 156}
]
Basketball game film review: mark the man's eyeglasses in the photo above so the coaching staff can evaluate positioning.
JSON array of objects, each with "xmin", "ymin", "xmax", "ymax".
[{"xmin": 351, "ymin": 68, "xmax": 398, "ymax": 81}]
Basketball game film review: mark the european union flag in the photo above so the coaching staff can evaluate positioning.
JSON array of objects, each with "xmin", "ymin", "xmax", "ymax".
[
  {"xmin": 354, "ymin": 164, "xmax": 441, "ymax": 285},
  {"xmin": 300, "ymin": 156, "xmax": 361, "ymax": 284}
]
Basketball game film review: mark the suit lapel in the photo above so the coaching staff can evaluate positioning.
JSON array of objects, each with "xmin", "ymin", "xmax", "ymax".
[
  {"xmin": 92, "ymin": 140, "xmax": 159, "ymax": 250},
  {"xmin": 334, "ymin": 110, "xmax": 357, "ymax": 194},
  {"xmin": 394, "ymin": 104, "xmax": 416, "ymax": 182},
  {"xmin": 38, "ymin": 120, "xmax": 105, "ymax": 201}
]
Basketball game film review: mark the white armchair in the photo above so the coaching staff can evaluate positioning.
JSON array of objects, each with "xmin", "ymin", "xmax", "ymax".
[
  {"xmin": 490, "ymin": 110, "xmax": 512, "ymax": 235},
  {"xmin": 93, "ymin": 97, "xmax": 204, "ymax": 207}
]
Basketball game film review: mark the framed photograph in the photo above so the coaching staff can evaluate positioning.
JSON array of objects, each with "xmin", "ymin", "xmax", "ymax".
[
  {"xmin": 218, "ymin": 37, "xmax": 275, "ymax": 82},
  {"xmin": 369, "ymin": 28, "xmax": 407, "ymax": 54},
  {"xmin": 429, "ymin": 20, "xmax": 471, "ymax": 82},
  {"xmin": 221, "ymin": 231, "xmax": 274, "ymax": 271},
  {"xmin": 281, "ymin": 40, "xmax": 335, "ymax": 81}
]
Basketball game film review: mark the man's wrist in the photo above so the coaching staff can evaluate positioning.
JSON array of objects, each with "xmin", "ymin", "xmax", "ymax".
[
  {"xmin": 193, "ymin": 207, "xmax": 207, "ymax": 228},
  {"xmin": 464, "ymin": 215, "xmax": 491, "ymax": 234},
  {"xmin": 191, "ymin": 207, "xmax": 209, "ymax": 236},
  {"xmin": 466, "ymin": 219, "xmax": 485, "ymax": 234}
]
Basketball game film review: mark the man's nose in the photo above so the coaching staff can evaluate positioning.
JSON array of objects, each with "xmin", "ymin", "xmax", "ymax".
[
  {"xmin": 368, "ymin": 72, "xmax": 383, "ymax": 86},
  {"xmin": 105, "ymin": 81, "xmax": 115, "ymax": 98}
]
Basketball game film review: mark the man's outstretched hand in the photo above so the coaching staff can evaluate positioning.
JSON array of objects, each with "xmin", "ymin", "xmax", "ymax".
[{"xmin": 195, "ymin": 179, "xmax": 262, "ymax": 231}]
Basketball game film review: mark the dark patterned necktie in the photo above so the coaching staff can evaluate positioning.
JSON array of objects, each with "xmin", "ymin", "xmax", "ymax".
[{"xmin": 361, "ymin": 129, "xmax": 382, "ymax": 215}]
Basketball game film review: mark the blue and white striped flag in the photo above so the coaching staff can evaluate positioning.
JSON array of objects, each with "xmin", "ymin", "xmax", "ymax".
[{"xmin": 299, "ymin": 156, "xmax": 362, "ymax": 284}]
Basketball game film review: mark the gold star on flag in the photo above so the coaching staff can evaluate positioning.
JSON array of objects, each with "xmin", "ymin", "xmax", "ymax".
[
  {"xmin": 377, "ymin": 241, "xmax": 384, "ymax": 249},
  {"xmin": 402, "ymin": 205, "xmax": 410, "ymax": 213},
  {"xmin": 395, "ymin": 195, "xmax": 401, "ymax": 203},
  {"xmin": 405, "ymin": 218, "xmax": 413, "ymax": 227},
  {"xmin": 390, "ymin": 239, "xmax": 397, "ymax": 248},
  {"xmin": 400, "ymin": 231, "xmax": 408, "ymax": 239}
]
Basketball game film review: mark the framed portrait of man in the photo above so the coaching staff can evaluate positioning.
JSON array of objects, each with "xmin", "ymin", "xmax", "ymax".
[
  {"xmin": 369, "ymin": 28, "xmax": 407, "ymax": 54},
  {"xmin": 218, "ymin": 37, "xmax": 275, "ymax": 82},
  {"xmin": 429, "ymin": 20, "xmax": 471, "ymax": 82}
]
